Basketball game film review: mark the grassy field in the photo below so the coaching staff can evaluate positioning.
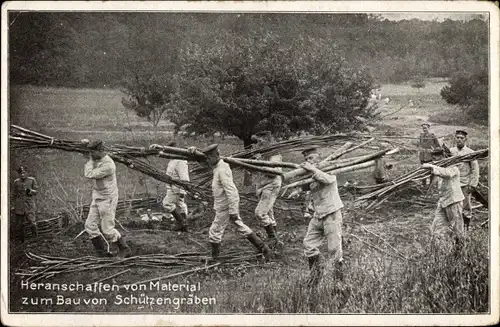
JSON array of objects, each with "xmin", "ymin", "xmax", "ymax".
[{"xmin": 7, "ymin": 82, "xmax": 490, "ymax": 314}]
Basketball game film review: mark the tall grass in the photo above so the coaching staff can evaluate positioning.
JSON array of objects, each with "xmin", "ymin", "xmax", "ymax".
[{"xmin": 212, "ymin": 232, "xmax": 489, "ymax": 313}]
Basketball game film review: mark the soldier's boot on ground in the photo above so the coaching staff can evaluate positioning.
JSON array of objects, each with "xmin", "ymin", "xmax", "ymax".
[
  {"xmin": 171, "ymin": 210, "xmax": 188, "ymax": 232},
  {"xmin": 264, "ymin": 225, "xmax": 284, "ymax": 250},
  {"xmin": 115, "ymin": 236, "xmax": 132, "ymax": 259},
  {"xmin": 91, "ymin": 236, "xmax": 113, "ymax": 257},
  {"xmin": 454, "ymin": 237, "xmax": 465, "ymax": 257},
  {"xmin": 16, "ymin": 224, "xmax": 25, "ymax": 244},
  {"xmin": 210, "ymin": 242, "xmax": 220, "ymax": 260},
  {"xmin": 246, "ymin": 232, "xmax": 271, "ymax": 262},
  {"xmin": 334, "ymin": 260, "xmax": 344, "ymax": 282},
  {"xmin": 30, "ymin": 223, "xmax": 38, "ymax": 239},
  {"xmin": 272, "ymin": 225, "xmax": 284, "ymax": 249},
  {"xmin": 307, "ymin": 255, "xmax": 323, "ymax": 288},
  {"xmin": 462, "ymin": 213, "xmax": 471, "ymax": 230}
]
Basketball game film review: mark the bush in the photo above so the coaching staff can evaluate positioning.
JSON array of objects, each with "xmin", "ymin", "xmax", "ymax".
[{"xmin": 440, "ymin": 69, "xmax": 488, "ymax": 121}]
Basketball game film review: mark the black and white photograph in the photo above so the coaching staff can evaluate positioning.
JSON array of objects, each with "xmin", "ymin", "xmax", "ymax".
[{"xmin": 1, "ymin": 1, "xmax": 499, "ymax": 326}]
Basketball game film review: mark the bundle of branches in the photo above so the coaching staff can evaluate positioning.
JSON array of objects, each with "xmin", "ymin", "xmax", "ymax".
[
  {"xmin": 356, "ymin": 149, "xmax": 489, "ymax": 209},
  {"xmin": 280, "ymin": 148, "xmax": 398, "ymax": 194},
  {"xmin": 18, "ymin": 250, "xmax": 263, "ymax": 283},
  {"xmin": 10, "ymin": 125, "xmax": 211, "ymax": 199},
  {"xmin": 188, "ymin": 136, "xmax": 380, "ymax": 186},
  {"xmin": 63, "ymin": 196, "xmax": 160, "ymax": 221},
  {"xmin": 23, "ymin": 217, "xmax": 63, "ymax": 238}
]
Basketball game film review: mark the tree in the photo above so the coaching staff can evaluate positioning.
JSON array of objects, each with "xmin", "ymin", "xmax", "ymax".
[
  {"xmin": 121, "ymin": 74, "xmax": 177, "ymax": 127},
  {"xmin": 440, "ymin": 69, "xmax": 488, "ymax": 121},
  {"xmin": 410, "ymin": 75, "xmax": 426, "ymax": 92},
  {"xmin": 173, "ymin": 33, "xmax": 377, "ymax": 148}
]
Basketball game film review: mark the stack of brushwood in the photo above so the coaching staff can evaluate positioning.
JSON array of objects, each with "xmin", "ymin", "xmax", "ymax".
[
  {"xmin": 10, "ymin": 125, "xmax": 396, "ymax": 199},
  {"xmin": 24, "ymin": 216, "xmax": 64, "ymax": 238},
  {"xmin": 10, "ymin": 125, "xmax": 212, "ymax": 199},
  {"xmin": 18, "ymin": 250, "xmax": 263, "ymax": 284},
  {"xmin": 65, "ymin": 196, "xmax": 161, "ymax": 221},
  {"xmin": 356, "ymin": 148, "xmax": 489, "ymax": 210}
]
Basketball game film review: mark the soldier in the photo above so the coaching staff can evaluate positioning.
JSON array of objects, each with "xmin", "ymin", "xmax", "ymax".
[
  {"xmin": 250, "ymin": 131, "xmax": 284, "ymax": 248},
  {"xmin": 418, "ymin": 123, "xmax": 441, "ymax": 186},
  {"xmin": 188, "ymin": 144, "xmax": 270, "ymax": 261},
  {"xmin": 300, "ymin": 147, "xmax": 344, "ymax": 287},
  {"xmin": 449, "ymin": 130, "xmax": 479, "ymax": 230},
  {"xmin": 82, "ymin": 140, "xmax": 131, "ymax": 258},
  {"xmin": 12, "ymin": 166, "xmax": 38, "ymax": 242},
  {"xmin": 422, "ymin": 162, "xmax": 465, "ymax": 252},
  {"xmin": 162, "ymin": 141, "xmax": 189, "ymax": 232}
]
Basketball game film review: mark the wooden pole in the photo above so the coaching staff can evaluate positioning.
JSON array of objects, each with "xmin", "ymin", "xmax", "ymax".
[
  {"xmin": 223, "ymin": 157, "xmax": 284, "ymax": 176},
  {"xmin": 284, "ymin": 160, "xmax": 376, "ymax": 189},
  {"xmin": 320, "ymin": 141, "xmax": 353, "ymax": 163},
  {"xmin": 282, "ymin": 148, "xmax": 390, "ymax": 182},
  {"xmin": 323, "ymin": 137, "xmax": 375, "ymax": 162}
]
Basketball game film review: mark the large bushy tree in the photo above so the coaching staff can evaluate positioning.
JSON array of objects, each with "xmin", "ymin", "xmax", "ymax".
[
  {"xmin": 171, "ymin": 33, "xmax": 377, "ymax": 147},
  {"xmin": 121, "ymin": 73, "xmax": 177, "ymax": 127}
]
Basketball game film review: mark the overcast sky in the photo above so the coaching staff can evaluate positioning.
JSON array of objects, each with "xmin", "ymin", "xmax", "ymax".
[{"xmin": 378, "ymin": 12, "xmax": 488, "ymax": 21}]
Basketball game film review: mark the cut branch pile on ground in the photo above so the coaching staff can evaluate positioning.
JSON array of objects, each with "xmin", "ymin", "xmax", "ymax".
[
  {"xmin": 356, "ymin": 149, "xmax": 489, "ymax": 209},
  {"xmin": 17, "ymin": 250, "xmax": 263, "ymax": 283},
  {"xmin": 65, "ymin": 196, "xmax": 161, "ymax": 221}
]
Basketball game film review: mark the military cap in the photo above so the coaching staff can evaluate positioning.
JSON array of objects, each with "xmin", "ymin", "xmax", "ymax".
[
  {"xmin": 87, "ymin": 140, "xmax": 104, "ymax": 151},
  {"xmin": 201, "ymin": 144, "xmax": 219, "ymax": 155},
  {"xmin": 455, "ymin": 130, "xmax": 468, "ymax": 137},
  {"xmin": 421, "ymin": 123, "xmax": 430, "ymax": 127},
  {"xmin": 301, "ymin": 146, "xmax": 320, "ymax": 157},
  {"xmin": 167, "ymin": 141, "xmax": 177, "ymax": 147},
  {"xmin": 17, "ymin": 166, "xmax": 27, "ymax": 173}
]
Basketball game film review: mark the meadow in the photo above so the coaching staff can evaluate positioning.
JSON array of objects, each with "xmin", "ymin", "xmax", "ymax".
[{"xmin": 7, "ymin": 82, "xmax": 490, "ymax": 314}]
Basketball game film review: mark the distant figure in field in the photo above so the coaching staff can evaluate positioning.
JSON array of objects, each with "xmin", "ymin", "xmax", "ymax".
[
  {"xmin": 418, "ymin": 123, "xmax": 441, "ymax": 186},
  {"xmin": 422, "ymin": 162, "xmax": 465, "ymax": 253},
  {"xmin": 250, "ymin": 131, "xmax": 284, "ymax": 249},
  {"xmin": 449, "ymin": 130, "xmax": 479, "ymax": 230},
  {"xmin": 377, "ymin": 89, "xmax": 382, "ymax": 100},
  {"xmin": 12, "ymin": 166, "xmax": 38, "ymax": 242}
]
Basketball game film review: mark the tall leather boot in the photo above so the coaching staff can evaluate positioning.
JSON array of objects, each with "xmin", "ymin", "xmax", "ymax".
[
  {"xmin": 272, "ymin": 225, "xmax": 284, "ymax": 248},
  {"xmin": 334, "ymin": 260, "xmax": 344, "ymax": 282},
  {"xmin": 91, "ymin": 236, "xmax": 113, "ymax": 257},
  {"xmin": 246, "ymin": 232, "xmax": 271, "ymax": 262},
  {"xmin": 462, "ymin": 213, "xmax": 471, "ymax": 230},
  {"xmin": 307, "ymin": 255, "xmax": 323, "ymax": 288},
  {"xmin": 264, "ymin": 225, "xmax": 276, "ymax": 238},
  {"xmin": 264, "ymin": 225, "xmax": 284, "ymax": 249},
  {"xmin": 171, "ymin": 210, "xmax": 188, "ymax": 232},
  {"xmin": 30, "ymin": 223, "xmax": 38, "ymax": 239},
  {"xmin": 115, "ymin": 236, "xmax": 132, "ymax": 259},
  {"xmin": 210, "ymin": 242, "xmax": 220, "ymax": 260}
]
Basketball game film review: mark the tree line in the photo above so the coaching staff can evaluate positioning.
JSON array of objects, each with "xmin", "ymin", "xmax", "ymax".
[{"xmin": 9, "ymin": 12, "xmax": 487, "ymax": 87}]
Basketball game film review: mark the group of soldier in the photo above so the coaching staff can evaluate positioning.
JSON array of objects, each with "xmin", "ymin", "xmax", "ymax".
[
  {"xmin": 418, "ymin": 124, "xmax": 480, "ymax": 248},
  {"xmin": 11, "ymin": 126, "xmax": 481, "ymax": 287}
]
